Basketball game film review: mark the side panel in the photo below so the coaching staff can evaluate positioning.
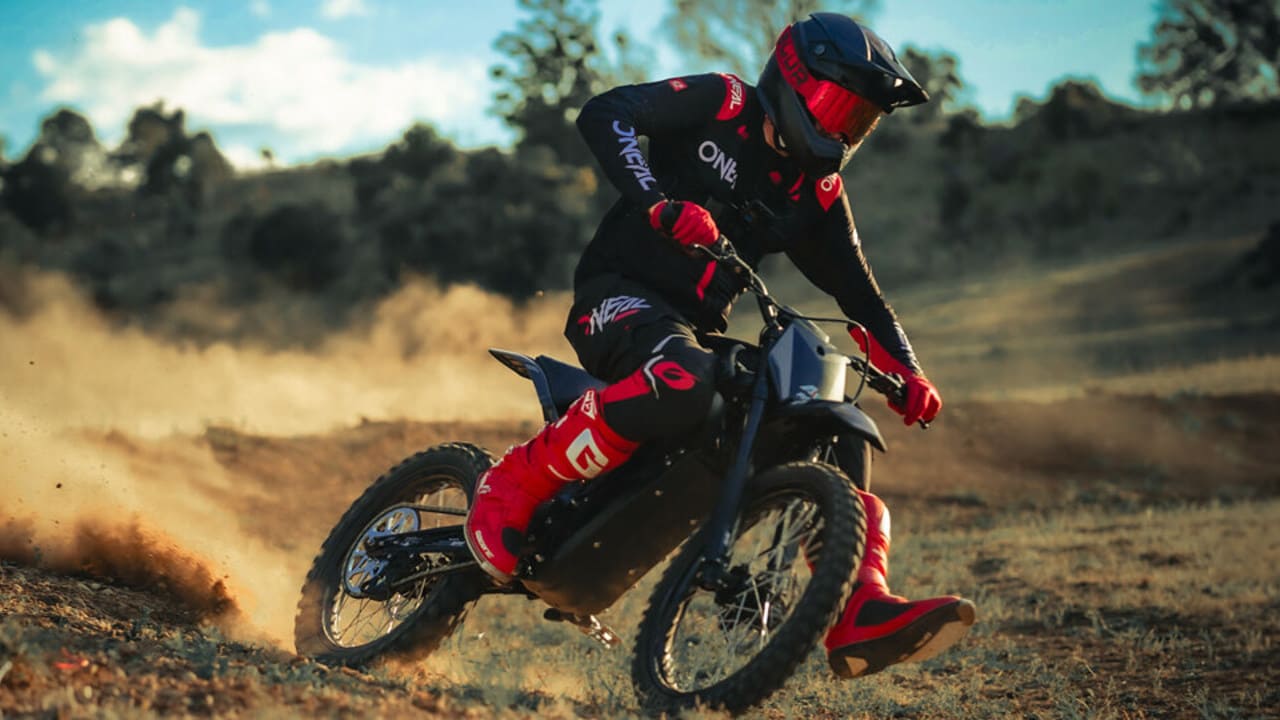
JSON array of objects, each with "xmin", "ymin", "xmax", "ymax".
[{"xmin": 521, "ymin": 452, "xmax": 722, "ymax": 616}]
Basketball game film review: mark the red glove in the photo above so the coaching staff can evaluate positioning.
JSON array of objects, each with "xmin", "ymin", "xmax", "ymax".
[
  {"xmin": 849, "ymin": 326, "xmax": 942, "ymax": 426},
  {"xmin": 649, "ymin": 200, "xmax": 719, "ymax": 248},
  {"xmin": 897, "ymin": 375, "xmax": 942, "ymax": 426}
]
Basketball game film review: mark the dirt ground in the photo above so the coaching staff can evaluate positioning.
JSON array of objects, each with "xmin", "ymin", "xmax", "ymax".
[{"xmin": 3, "ymin": 233, "xmax": 1279, "ymax": 718}]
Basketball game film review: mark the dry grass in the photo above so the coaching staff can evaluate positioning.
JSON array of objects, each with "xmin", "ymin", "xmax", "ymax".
[
  {"xmin": 765, "ymin": 232, "xmax": 1280, "ymax": 403},
  {"xmin": 3, "ymin": 497, "xmax": 1275, "ymax": 718}
]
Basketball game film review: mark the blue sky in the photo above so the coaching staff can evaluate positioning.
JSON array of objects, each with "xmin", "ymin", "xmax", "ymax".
[{"xmin": 0, "ymin": 0, "xmax": 1160, "ymax": 167}]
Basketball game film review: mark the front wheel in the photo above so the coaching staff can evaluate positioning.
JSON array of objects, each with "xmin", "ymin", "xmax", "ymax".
[
  {"xmin": 631, "ymin": 461, "xmax": 865, "ymax": 715},
  {"xmin": 294, "ymin": 443, "xmax": 490, "ymax": 666}
]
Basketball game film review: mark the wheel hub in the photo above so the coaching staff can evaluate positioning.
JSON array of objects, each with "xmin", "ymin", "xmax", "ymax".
[
  {"xmin": 342, "ymin": 506, "xmax": 420, "ymax": 597},
  {"xmin": 715, "ymin": 566, "xmax": 790, "ymax": 635}
]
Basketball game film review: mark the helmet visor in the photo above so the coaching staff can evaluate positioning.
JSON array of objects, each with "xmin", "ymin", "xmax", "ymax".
[
  {"xmin": 801, "ymin": 80, "xmax": 882, "ymax": 145},
  {"xmin": 774, "ymin": 26, "xmax": 884, "ymax": 146}
]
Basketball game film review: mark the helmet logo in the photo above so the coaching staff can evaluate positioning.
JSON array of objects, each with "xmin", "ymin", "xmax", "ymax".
[
  {"xmin": 776, "ymin": 27, "xmax": 812, "ymax": 90},
  {"xmin": 698, "ymin": 140, "xmax": 738, "ymax": 187}
]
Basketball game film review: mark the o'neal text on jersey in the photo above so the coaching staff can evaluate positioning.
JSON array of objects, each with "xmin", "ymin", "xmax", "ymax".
[
  {"xmin": 576, "ymin": 295, "xmax": 653, "ymax": 336},
  {"xmin": 612, "ymin": 122, "xmax": 658, "ymax": 191}
]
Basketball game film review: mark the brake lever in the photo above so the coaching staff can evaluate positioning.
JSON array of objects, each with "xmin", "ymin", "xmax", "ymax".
[{"xmin": 693, "ymin": 236, "xmax": 734, "ymax": 263}]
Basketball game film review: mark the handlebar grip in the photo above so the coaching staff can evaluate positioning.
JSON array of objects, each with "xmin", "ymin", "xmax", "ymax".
[{"xmin": 858, "ymin": 365, "xmax": 930, "ymax": 431}]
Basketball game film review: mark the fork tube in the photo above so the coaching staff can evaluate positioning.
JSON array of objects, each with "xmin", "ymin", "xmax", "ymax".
[{"xmin": 701, "ymin": 361, "xmax": 771, "ymax": 578}]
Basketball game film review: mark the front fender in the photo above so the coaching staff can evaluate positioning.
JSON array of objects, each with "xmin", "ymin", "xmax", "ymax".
[{"xmin": 759, "ymin": 400, "xmax": 887, "ymax": 455}]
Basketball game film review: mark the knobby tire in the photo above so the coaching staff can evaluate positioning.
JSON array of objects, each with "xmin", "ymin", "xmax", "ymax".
[
  {"xmin": 293, "ymin": 443, "xmax": 490, "ymax": 666},
  {"xmin": 631, "ymin": 461, "xmax": 864, "ymax": 715}
]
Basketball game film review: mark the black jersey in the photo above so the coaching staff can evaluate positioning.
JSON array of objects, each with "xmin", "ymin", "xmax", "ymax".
[{"xmin": 575, "ymin": 72, "xmax": 922, "ymax": 373}]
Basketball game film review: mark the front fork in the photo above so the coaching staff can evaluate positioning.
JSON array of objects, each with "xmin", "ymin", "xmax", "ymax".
[
  {"xmin": 829, "ymin": 433, "xmax": 872, "ymax": 492},
  {"xmin": 695, "ymin": 353, "xmax": 772, "ymax": 591}
]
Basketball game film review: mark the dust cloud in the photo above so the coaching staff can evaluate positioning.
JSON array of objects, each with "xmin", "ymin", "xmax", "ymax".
[
  {"xmin": 3, "ymin": 272, "xmax": 571, "ymax": 437},
  {"xmin": 1, "ymin": 269, "xmax": 572, "ymax": 647}
]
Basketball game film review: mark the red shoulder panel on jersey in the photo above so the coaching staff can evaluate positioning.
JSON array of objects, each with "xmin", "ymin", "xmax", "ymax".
[
  {"xmin": 716, "ymin": 73, "xmax": 746, "ymax": 121},
  {"xmin": 816, "ymin": 174, "xmax": 843, "ymax": 211}
]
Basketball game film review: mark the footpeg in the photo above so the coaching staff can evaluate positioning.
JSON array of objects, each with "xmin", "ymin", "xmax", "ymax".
[{"xmin": 543, "ymin": 608, "xmax": 620, "ymax": 648}]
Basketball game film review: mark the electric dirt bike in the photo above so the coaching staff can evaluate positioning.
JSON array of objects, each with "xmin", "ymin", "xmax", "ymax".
[{"xmin": 294, "ymin": 240, "xmax": 922, "ymax": 715}]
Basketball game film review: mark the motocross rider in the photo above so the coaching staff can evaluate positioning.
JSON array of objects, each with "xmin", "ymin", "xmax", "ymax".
[{"xmin": 465, "ymin": 13, "xmax": 976, "ymax": 678}]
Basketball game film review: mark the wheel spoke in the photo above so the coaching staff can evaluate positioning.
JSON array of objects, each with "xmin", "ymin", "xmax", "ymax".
[
  {"xmin": 663, "ymin": 493, "xmax": 826, "ymax": 690},
  {"xmin": 322, "ymin": 478, "xmax": 470, "ymax": 649}
]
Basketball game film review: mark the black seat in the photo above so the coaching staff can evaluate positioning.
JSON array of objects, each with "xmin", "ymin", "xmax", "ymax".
[{"xmin": 535, "ymin": 355, "xmax": 606, "ymax": 416}]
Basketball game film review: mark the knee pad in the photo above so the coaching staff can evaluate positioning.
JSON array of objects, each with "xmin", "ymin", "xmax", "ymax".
[
  {"xmin": 599, "ymin": 341, "xmax": 717, "ymax": 441},
  {"xmin": 645, "ymin": 354, "xmax": 717, "ymax": 429}
]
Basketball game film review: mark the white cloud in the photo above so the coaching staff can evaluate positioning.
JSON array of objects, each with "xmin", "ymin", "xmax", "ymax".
[
  {"xmin": 321, "ymin": 0, "xmax": 369, "ymax": 19},
  {"xmin": 32, "ymin": 7, "xmax": 487, "ymax": 161},
  {"xmin": 250, "ymin": 0, "xmax": 271, "ymax": 18}
]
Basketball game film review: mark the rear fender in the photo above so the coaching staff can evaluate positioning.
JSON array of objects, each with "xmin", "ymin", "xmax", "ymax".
[{"xmin": 489, "ymin": 348, "xmax": 558, "ymax": 421}]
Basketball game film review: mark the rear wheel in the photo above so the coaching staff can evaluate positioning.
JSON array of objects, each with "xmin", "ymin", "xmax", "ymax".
[
  {"xmin": 631, "ymin": 461, "xmax": 864, "ymax": 714},
  {"xmin": 294, "ymin": 443, "xmax": 490, "ymax": 666}
]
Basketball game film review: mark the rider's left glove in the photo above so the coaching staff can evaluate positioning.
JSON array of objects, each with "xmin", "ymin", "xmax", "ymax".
[
  {"xmin": 849, "ymin": 326, "xmax": 942, "ymax": 426},
  {"xmin": 649, "ymin": 200, "xmax": 719, "ymax": 248},
  {"xmin": 898, "ymin": 375, "xmax": 942, "ymax": 426}
]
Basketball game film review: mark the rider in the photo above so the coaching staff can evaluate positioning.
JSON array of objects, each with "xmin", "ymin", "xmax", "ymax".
[{"xmin": 465, "ymin": 13, "xmax": 975, "ymax": 678}]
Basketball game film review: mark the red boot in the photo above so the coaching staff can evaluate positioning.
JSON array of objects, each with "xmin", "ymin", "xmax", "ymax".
[
  {"xmin": 825, "ymin": 490, "xmax": 976, "ymax": 678},
  {"xmin": 464, "ymin": 389, "xmax": 638, "ymax": 582}
]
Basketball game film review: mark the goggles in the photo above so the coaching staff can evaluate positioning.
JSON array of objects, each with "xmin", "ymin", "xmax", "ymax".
[{"xmin": 774, "ymin": 27, "xmax": 884, "ymax": 145}]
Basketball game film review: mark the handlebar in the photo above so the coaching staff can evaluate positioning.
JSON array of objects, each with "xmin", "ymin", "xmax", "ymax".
[{"xmin": 695, "ymin": 238, "xmax": 930, "ymax": 430}]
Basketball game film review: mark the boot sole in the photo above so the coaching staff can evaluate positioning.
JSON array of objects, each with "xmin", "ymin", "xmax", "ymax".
[
  {"xmin": 828, "ymin": 599, "xmax": 976, "ymax": 679},
  {"xmin": 462, "ymin": 526, "xmax": 515, "ymax": 584}
]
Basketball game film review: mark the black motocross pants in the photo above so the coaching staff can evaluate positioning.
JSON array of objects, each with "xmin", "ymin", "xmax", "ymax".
[{"xmin": 564, "ymin": 275, "xmax": 717, "ymax": 443}]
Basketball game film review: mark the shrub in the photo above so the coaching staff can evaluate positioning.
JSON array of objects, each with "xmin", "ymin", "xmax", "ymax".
[{"xmin": 246, "ymin": 203, "xmax": 347, "ymax": 292}]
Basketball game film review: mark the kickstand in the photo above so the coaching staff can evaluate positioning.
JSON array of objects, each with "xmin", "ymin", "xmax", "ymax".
[{"xmin": 543, "ymin": 608, "xmax": 621, "ymax": 649}]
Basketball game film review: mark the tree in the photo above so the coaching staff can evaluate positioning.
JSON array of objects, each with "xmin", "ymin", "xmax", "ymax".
[
  {"xmin": 1137, "ymin": 0, "xmax": 1280, "ymax": 108},
  {"xmin": 246, "ymin": 203, "xmax": 347, "ymax": 292},
  {"xmin": 900, "ymin": 46, "xmax": 968, "ymax": 124},
  {"xmin": 1020, "ymin": 80, "xmax": 1141, "ymax": 140},
  {"xmin": 116, "ymin": 103, "xmax": 232, "ymax": 206},
  {"xmin": 661, "ymin": 0, "xmax": 878, "ymax": 78},
  {"xmin": 491, "ymin": 0, "xmax": 620, "ymax": 168},
  {"xmin": 2, "ymin": 150, "xmax": 74, "ymax": 233},
  {"xmin": 384, "ymin": 123, "xmax": 458, "ymax": 181},
  {"xmin": 0, "ymin": 108, "xmax": 98, "ymax": 233}
]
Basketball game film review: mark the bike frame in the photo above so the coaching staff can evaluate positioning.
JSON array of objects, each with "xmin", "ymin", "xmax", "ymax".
[{"xmin": 361, "ymin": 241, "xmax": 911, "ymax": 604}]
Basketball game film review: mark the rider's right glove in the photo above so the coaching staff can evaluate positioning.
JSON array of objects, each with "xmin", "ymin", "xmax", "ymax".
[
  {"xmin": 849, "ymin": 326, "xmax": 942, "ymax": 426},
  {"xmin": 649, "ymin": 200, "xmax": 719, "ymax": 248}
]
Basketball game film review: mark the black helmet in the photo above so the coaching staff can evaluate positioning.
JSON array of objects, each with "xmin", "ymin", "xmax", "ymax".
[{"xmin": 757, "ymin": 13, "xmax": 928, "ymax": 177}]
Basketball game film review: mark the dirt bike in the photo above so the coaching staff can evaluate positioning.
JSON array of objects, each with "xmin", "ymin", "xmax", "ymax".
[{"xmin": 294, "ymin": 239, "xmax": 923, "ymax": 715}]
